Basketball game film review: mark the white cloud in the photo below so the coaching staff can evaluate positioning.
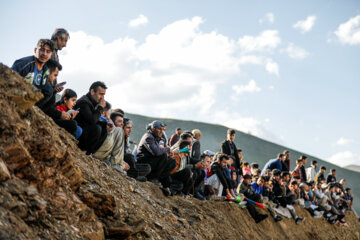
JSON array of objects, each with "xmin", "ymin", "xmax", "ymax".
[
  {"xmin": 128, "ymin": 14, "xmax": 148, "ymax": 28},
  {"xmin": 327, "ymin": 151, "xmax": 360, "ymax": 167},
  {"xmin": 265, "ymin": 59, "xmax": 279, "ymax": 77},
  {"xmin": 259, "ymin": 13, "xmax": 275, "ymax": 24},
  {"xmin": 334, "ymin": 15, "xmax": 360, "ymax": 45},
  {"xmin": 293, "ymin": 16, "xmax": 317, "ymax": 33},
  {"xmin": 232, "ymin": 80, "xmax": 261, "ymax": 94},
  {"xmin": 336, "ymin": 137, "xmax": 352, "ymax": 146},
  {"xmin": 59, "ymin": 17, "xmax": 281, "ymax": 143},
  {"xmin": 238, "ymin": 30, "xmax": 281, "ymax": 52},
  {"xmin": 282, "ymin": 43, "xmax": 309, "ymax": 59}
]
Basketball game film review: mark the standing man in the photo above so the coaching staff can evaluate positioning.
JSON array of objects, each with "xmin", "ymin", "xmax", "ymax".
[
  {"xmin": 282, "ymin": 150, "xmax": 290, "ymax": 172},
  {"xmin": 220, "ymin": 129, "xmax": 242, "ymax": 171},
  {"xmin": 169, "ymin": 127, "xmax": 182, "ymax": 147},
  {"xmin": 51, "ymin": 28, "xmax": 70, "ymax": 63},
  {"xmin": 300, "ymin": 155, "xmax": 308, "ymax": 183},
  {"xmin": 191, "ymin": 129, "xmax": 202, "ymax": 162},
  {"xmin": 306, "ymin": 160, "xmax": 317, "ymax": 182},
  {"xmin": 74, "ymin": 81, "xmax": 108, "ymax": 154}
]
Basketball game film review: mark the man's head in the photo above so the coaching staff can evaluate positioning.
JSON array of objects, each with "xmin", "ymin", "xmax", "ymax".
[
  {"xmin": 89, "ymin": 81, "xmax": 107, "ymax": 103},
  {"xmin": 238, "ymin": 149, "xmax": 243, "ymax": 159},
  {"xmin": 345, "ymin": 188, "xmax": 351, "ymax": 194},
  {"xmin": 299, "ymin": 182, "xmax": 308, "ymax": 191},
  {"xmin": 257, "ymin": 176, "xmax": 265, "ymax": 186},
  {"xmin": 281, "ymin": 171, "xmax": 290, "ymax": 182},
  {"xmin": 227, "ymin": 129, "xmax": 236, "ymax": 142},
  {"xmin": 283, "ymin": 150, "xmax": 290, "ymax": 159},
  {"xmin": 51, "ymin": 28, "xmax": 70, "ymax": 51},
  {"xmin": 176, "ymin": 127, "xmax": 182, "ymax": 135},
  {"xmin": 180, "ymin": 132, "xmax": 193, "ymax": 148},
  {"xmin": 331, "ymin": 169, "xmax": 336, "ymax": 176},
  {"xmin": 243, "ymin": 174, "xmax": 252, "ymax": 185},
  {"xmin": 112, "ymin": 108, "xmax": 124, "ymax": 117},
  {"xmin": 218, "ymin": 154, "xmax": 229, "ymax": 169},
  {"xmin": 150, "ymin": 120, "xmax": 165, "ymax": 138},
  {"xmin": 35, "ymin": 39, "xmax": 54, "ymax": 63},
  {"xmin": 123, "ymin": 118, "xmax": 132, "ymax": 138},
  {"xmin": 251, "ymin": 163, "xmax": 259, "ymax": 170},
  {"xmin": 339, "ymin": 178, "xmax": 346, "ymax": 186},
  {"xmin": 272, "ymin": 169, "xmax": 281, "ymax": 180},
  {"xmin": 301, "ymin": 155, "xmax": 308, "ymax": 165},
  {"xmin": 200, "ymin": 154, "xmax": 211, "ymax": 170},
  {"xmin": 192, "ymin": 129, "xmax": 201, "ymax": 140},
  {"xmin": 110, "ymin": 112, "xmax": 124, "ymax": 128},
  {"xmin": 311, "ymin": 160, "xmax": 318, "ymax": 168},
  {"xmin": 46, "ymin": 59, "xmax": 62, "ymax": 84},
  {"xmin": 102, "ymin": 101, "xmax": 111, "ymax": 119},
  {"xmin": 290, "ymin": 180, "xmax": 298, "ymax": 190},
  {"xmin": 296, "ymin": 158, "xmax": 303, "ymax": 166},
  {"xmin": 278, "ymin": 153, "xmax": 286, "ymax": 162},
  {"xmin": 320, "ymin": 166, "xmax": 326, "ymax": 173}
]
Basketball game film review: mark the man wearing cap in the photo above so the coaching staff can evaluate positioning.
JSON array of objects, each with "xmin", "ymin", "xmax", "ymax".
[{"xmin": 137, "ymin": 120, "xmax": 176, "ymax": 187}]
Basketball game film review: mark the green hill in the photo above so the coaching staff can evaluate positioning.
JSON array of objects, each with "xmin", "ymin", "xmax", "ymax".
[{"xmin": 126, "ymin": 112, "xmax": 360, "ymax": 215}]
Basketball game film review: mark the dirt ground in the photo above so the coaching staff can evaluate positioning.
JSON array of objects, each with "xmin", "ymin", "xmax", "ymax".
[{"xmin": 0, "ymin": 63, "xmax": 359, "ymax": 240}]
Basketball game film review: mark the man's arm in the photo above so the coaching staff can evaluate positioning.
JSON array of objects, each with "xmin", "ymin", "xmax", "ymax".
[
  {"xmin": 76, "ymin": 101, "xmax": 102, "ymax": 125},
  {"xmin": 145, "ymin": 135, "xmax": 169, "ymax": 156}
]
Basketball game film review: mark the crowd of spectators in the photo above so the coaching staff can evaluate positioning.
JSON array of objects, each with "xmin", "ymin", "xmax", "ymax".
[{"xmin": 10, "ymin": 28, "xmax": 355, "ymax": 226}]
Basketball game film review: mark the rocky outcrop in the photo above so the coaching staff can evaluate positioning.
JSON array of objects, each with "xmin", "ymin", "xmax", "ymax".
[{"xmin": 0, "ymin": 63, "xmax": 359, "ymax": 240}]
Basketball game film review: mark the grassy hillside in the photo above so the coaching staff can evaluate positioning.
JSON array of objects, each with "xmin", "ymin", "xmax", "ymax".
[{"xmin": 126, "ymin": 112, "xmax": 360, "ymax": 215}]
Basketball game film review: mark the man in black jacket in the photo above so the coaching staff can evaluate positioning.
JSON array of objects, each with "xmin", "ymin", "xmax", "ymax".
[
  {"xmin": 220, "ymin": 129, "xmax": 242, "ymax": 172},
  {"xmin": 190, "ymin": 129, "xmax": 201, "ymax": 162},
  {"xmin": 74, "ymin": 81, "xmax": 108, "ymax": 154}
]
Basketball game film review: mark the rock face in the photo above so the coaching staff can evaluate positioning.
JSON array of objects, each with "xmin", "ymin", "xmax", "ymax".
[{"xmin": 0, "ymin": 62, "xmax": 359, "ymax": 240}]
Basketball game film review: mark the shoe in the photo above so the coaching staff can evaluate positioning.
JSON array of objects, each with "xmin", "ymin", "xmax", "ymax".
[
  {"xmin": 150, "ymin": 179, "xmax": 163, "ymax": 187},
  {"xmin": 161, "ymin": 187, "xmax": 171, "ymax": 196},
  {"xmin": 274, "ymin": 215, "xmax": 283, "ymax": 222},
  {"xmin": 194, "ymin": 192, "xmax": 206, "ymax": 200},
  {"xmin": 295, "ymin": 217, "xmax": 304, "ymax": 224},
  {"xmin": 136, "ymin": 176, "xmax": 147, "ymax": 182},
  {"xmin": 255, "ymin": 214, "xmax": 268, "ymax": 223}
]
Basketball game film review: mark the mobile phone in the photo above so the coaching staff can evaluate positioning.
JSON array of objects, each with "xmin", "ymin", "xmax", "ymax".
[
  {"xmin": 58, "ymin": 81, "xmax": 67, "ymax": 86},
  {"xmin": 74, "ymin": 108, "xmax": 80, "ymax": 111}
]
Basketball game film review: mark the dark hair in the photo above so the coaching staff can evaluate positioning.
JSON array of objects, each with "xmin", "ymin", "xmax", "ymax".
[
  {"xmin": 46, "ymin": 59, "xmax": 62, "ymax": 73},
  {"xmin": 176, "ymin": 127, "xmax": 181, "ymax": 131},
  {"xmin": 301, "ymin": 155, "xmax": 307, "ymax": 160},
  {"xmin": 51, "ymin": 28, "xmax": 70, "ymax": 41},
  {"xmin": 251, "ymin": 163, "xmax": 259, "ymax": 169},
  {"xmin": 281, "ymin": 171, "xmax": 290, "ymax": 178},
  {"xmin": 179, "ymin": 140, "xmax": 191, "ymax": 149},
  {"xmin": 345, "ymin": 187, "xmax": 351, "ymax": 191},
  {"xmin": 103, "ymin": 101, "xmax": 111, "ymax": 112},
  {"xmin": 312, "ymin": 160, "xmax": 317, "ymax": 165},
  {"xmin": 331, "ymin": 168, "xmax": 336, "ymax": 172},
  {"xmin": 296, "ymin": 158, "xmax": 303, "ymax": 164},
  {"xmin": 58, "ymin": 89, "xmax": 77, "ymax": 105},
  {"xmin": 110, "ymin": 112, "xmax": 123, "ymax": 123},
  {"xmin": 320, "ymin": 166, "xmax": 326, "ymax": 170},
  {"xmin": 218, "ymin": 154, "xmax": 229, "ymax": 162},
  {"xmin": 200, "ymin": 154, "xmax": 210, "ymax": 161},
  {"xmin": 37, "ymin": 39, "xmax": 55, "ymax": 51},
  {"xmin": 112, "ymin": 108, "xmax": 124, "ymax": 117},
  {"xmin": 237, "ymin": 149, "xmax": 242, "ymax": 153},
  {"xmin": 183, "ymin": 131, "xmax": 193, "ymax": 137},
  {"xmin": 243, "ymin": 162, "xmax": 249, "ymax": 166},
  {"xmin": 227, "ymin": 129, "xmax": 236, "ymax": 135},
  {"xmin": 89, "ymin": 81, "xmax": 107, "ymax": 92},
  {"xmin": 272, "ymin": 169, "xmax": 281, "ymax": 176},
  {"xmin": 293, "ymin": 176, "xmax": 300, "ymax": 180},
  {"xmin": 123, "ymin": 118, "xmax": 132, "ymax": 127},
  {"xmin": 283, "ymin": 150, "xmax": 289, "ymax": 154},
  {"xmin": 278, "ymin": 153, "xmax": 285, "ymax": 158},
  {"xmin": 290, "ymin": 180, "xmax": 298, "ymax": 186},
  {"xmin": 180, "ymin": 133, "xmax": 192, "ymax": 140}
]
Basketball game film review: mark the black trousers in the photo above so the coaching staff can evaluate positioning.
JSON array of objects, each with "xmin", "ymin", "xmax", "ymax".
[
  {"xmin": 54, "ymin": 119, "xmax": 77, "ymax": 136},
  {"xmin": 191, "ymin": 168, "xmax": 205, "ymax": 194},
  {"xmin": 172, "ymin": 168, "xmax": 192, "ymax": 194},
  {"xmin": 138, "ymin": 154, "xmax": 176, "ymax": 181},
  {"xmin": 78, "ymin": 124, "xmax": 105, "ymax": 154},
  {"xmin": 247, "ymin": 202, "xmax": 261, "ymax": 221}
]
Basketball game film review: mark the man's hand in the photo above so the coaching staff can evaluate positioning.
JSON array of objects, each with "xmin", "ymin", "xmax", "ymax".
[
  {"xmin": 61, "ymin": 112, "xmax": 72, "ymax": 120},
  {"xmin": 68, "ymin": 110, "xmax": 79, "ymax": 119},
  {"xmin": 99, "ymin": 98, "xmax": 106, "ymax": 108},
  {"xmin": 123, "ymin": 162, "xmax": 130, "ymax": 171},
  {"xmin": 107, "ymin": 122, "xmax": 114, "ymax": 132}
]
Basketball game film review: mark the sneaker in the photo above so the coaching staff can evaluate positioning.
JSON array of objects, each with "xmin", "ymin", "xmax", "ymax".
[
  {"xmin": 161, "ymin": 187, "xmax": 171, "ymax": 196},
  {"xmin": 274, "ymin": 215, "xmax": 283, "ymax": 222},
  {"xmin": 255, "ymin": 214, "xmax": 268, "ymax": 223},
  {"xmin": 136, "ymin": 176, "xmax": 147, "ymax": 182},
  {"xmin": 150, "ymin": 179, "xmax": 163, "ymax": 187},
  {"xmin": 295, "ymin": 217, "xmax": 304, "ymax": 224}
]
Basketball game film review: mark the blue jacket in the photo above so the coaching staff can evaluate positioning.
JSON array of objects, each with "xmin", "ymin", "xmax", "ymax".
[
  {"xmin": 261, "ymin": 158, "xmax": 282, "ymax": 175},
  {"xmin": 137, "ymin": 130, "xmax": 170, "ymax": 159},
  {"xmin": 11, "ymin": 56, "xmax": 50, "ymax": 89},
  {"xmin": 251, "ymin": 182, "xmax": 264, "ymax": 195}
]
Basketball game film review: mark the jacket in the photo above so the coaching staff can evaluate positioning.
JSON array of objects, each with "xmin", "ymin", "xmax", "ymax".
[
  {"xmin": 220, "ymin": 140, "xmax": 241, "ymax": 169},
  {"xmin": 306, "ymin": 166, "xmax": 316, "ymax": 182},
  {"xmin": 74, "ymin": 93, "xmax": 105, "ymax": 128},
  {"xmin": 11, "ymin": 56, "xmax": 49, "ymax": 89},
  {"xmin": 211, "ymin": 162, "xmax": 231, "ymax": 190},
  {"xmin": 38, "ymin": 83, "xmax": 62, "ymax": 120},
  {"xmin": 137, "ymin": 130, "xmax": 170, "ymax": 160},
  {"xmin": 261, "ymin": 158, "xmax": 282, "ymax": 175},
  {"xmin": 190, "ymin": 139, "xmax": 201, "ymax": 161}
]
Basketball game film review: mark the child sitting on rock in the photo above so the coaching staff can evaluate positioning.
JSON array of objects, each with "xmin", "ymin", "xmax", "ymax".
[{"xmin": 56, "ymin": 89, "xmax": 82, "ymax": 139}]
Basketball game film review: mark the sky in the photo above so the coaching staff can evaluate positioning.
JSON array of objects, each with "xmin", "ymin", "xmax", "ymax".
[{"xmin": 1, "ymin": 0, "xmax": 360, "ymax": 167}]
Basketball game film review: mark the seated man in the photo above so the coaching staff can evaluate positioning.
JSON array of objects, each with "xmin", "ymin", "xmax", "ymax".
[
  {"xmin": 137, "ymin": 120, "xmax": 176, "ymax": 188},
  {"xmin": 36, "ymin": 59, "xmax": 79, "ymax": 137},
  {"xmin": 191, "ymin": 154, "xmax": 213, "ymax": 200},
  {"xmin": 207, "ymin": 154, "xmax": 236, "ymax": 198},
  {"xmin": 74, "ymin": 81, "xmax": 108, "ymax": 154},
  {"xmin": 261, "ymin": 153, "xmax": 286, "ymax": 176},
  {"xmin": 93, "ymin": 101, "xmax": 127, "ymax": 173},
  {"xmin": 238, "ymin": 174, "xmax": 268, "ymax": 223},
  {"xmin": 12, "ymin": 39, "xmax": 55, "ymax": 105}
]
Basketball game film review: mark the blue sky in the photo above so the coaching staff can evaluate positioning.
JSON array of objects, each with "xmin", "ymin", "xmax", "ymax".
[{"xmin": 1, "ymin": 0, "xmax": 360, "ymax": 167}]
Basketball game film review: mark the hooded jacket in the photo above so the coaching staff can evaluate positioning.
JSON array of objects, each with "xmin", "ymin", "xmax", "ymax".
[{"xmin": 137, "ymin": 130, "xmax": 170, "ymax": 160}]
